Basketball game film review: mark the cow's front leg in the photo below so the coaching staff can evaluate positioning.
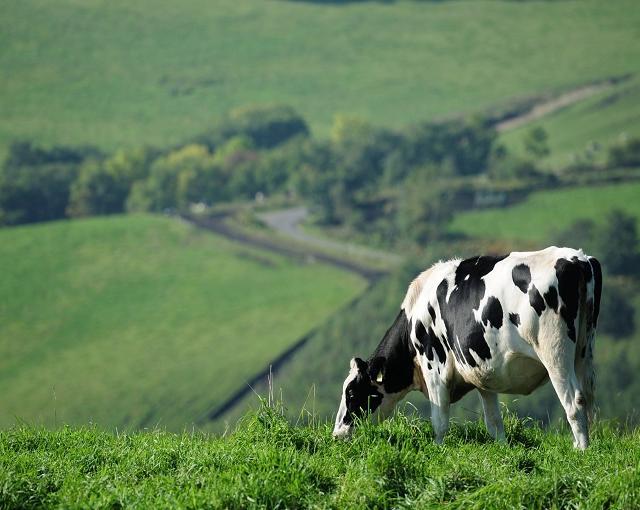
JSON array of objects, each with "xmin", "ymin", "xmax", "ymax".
[
  {"xmin": 478, "ymin": 389, "xmax": 505, "ymax": 442},
  {"xmin": 423, "ymin": 373, "xmax": 450, "ymax": 444}
]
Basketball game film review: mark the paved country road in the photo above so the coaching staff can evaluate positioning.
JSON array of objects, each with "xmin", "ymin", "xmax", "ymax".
[{"xmin": 257, "ymin": 206, "xmax": 402, "ymax": 267}]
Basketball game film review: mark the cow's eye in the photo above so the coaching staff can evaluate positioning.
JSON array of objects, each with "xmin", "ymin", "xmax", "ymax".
[{"xmin": 347, "ymin": 389, "xmax": 355, "ymax": 399}]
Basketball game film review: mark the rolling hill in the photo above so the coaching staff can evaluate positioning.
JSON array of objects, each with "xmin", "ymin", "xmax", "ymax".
[
  {"xmin": 1, "ymin": 0, "xmax": 639, "ymax": 155},
  {"xmin": 447, "ymin": 181, "xmax": 640, "ymax": 244},
  {"xmin": 499, "ymin": 76, "xmax": 640, "ymax": 169},
  {"xmin": 0, "ymin": 214, "xmax": 366, "ymax": 430}
]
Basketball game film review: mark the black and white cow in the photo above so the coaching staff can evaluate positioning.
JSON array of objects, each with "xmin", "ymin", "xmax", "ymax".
[{"xmin": 333, "ymin": 247, "xmax": 602, "ymax": 449}]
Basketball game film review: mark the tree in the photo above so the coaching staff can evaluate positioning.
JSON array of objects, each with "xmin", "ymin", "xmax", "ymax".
[
  {"xmin": 523, "ymin": 126, "xmax": 550, "ymax": 160},
  {"xmin": 599, "ymin": 285, "xmax": 635, "ymax": 339},
  {"xmin": 67, "ymin": 147, "xmax": 155, "ymax": 217},
  {"xmin": 395, "ymin": 165, "xmax": 455, "ymax": 244},
  {"xmin": 551, "ymin": 219, "xmax": 597, "ymax": 253},
  {"xmin": 0, "ymin": 141, "xmax": 93, "ymax": 225},
  {"xmin": 198, "ymin": 105, "xmax": 309, "ymax": 150},
  {"xmin": 608, "ymin": 137, "xmax": 640, "ymax": 168},
  {"xmin": 597, "ymin": 210, "xmax": 639, "ymax": 277},
  {"xmin": 0, "ymin": 162, "xmax": 78, "ymax": 225},
  {"xmin": 67, "ymin": 161, "xmax": 128, "ymax": 217}
]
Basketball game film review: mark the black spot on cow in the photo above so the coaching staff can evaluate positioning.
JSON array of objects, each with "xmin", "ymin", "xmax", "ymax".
[
  {"xmin": 509, "ymin": 313, "xmax": 521, "ymax": 327},
  {"xmin": 343, "ymin": 358, "xmax": 383, "ymax": 425},
  {"xmin": 572, "ymin": 256, "xmax": 593, "ymax": 283},
  {"xmin": 529, "ymin": 285, "xmax": 546, "ymax": 316},
  {"xmin": 543, "ymin": 286, "xmax": 559, "ymax": 312},
  {"xmin": 512, "ymin": 264, "xmax": 532, "ymax": 293},
  {"xmin": 482, "ymin": 296, "xmax": 503, "ymax": 329},
  {"xmin": 428, "ymin": 303, "xmax": 437, "ymax": 322},
  {"xmin": 415, "ymin": 319, "xmax": 447, "ymax": 363},
  {"xmin": 367, "ymin": 310, "xmax": 416, "ymax": 394},
  {"xmin": 436, "ymin": 254, "xmax": 507, "ymax": 367},
  {"xmin": 555, "ymin": 258, "xmax": 582, "ymax": 342},
  {"xmin": 450, "ymin": 380, "xmax": 475, "ymax": 403}
]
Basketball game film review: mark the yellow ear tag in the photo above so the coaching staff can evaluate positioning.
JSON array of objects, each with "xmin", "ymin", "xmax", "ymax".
[{"xmin": 376, "ymin": 371, "xmax": 384, "ymax": 384}]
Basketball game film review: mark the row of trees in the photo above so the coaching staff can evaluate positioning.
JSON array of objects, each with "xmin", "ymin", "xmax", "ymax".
[
  {"xmin": 6, "ymin": 102, "xmax": 634, "ymax": 249},
  {"xmin": 0, "ymin": 105, "xmax": 309, "ymax": 226},
  {"xmin": 0, "ymin": 105, "xmax": 528, "ymax": 235}
]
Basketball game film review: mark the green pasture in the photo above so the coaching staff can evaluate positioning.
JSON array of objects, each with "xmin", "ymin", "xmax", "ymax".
[
  {"xmin": 2, "ymin": 410, "xmax": 638, "ymax": 509},
  {"xmin": 0, "ymin": 215, "xmax": 366, "ymax": 430},
  {"xmin": 448, "ymin": 181, "xmax": 640, "ymax": 244},
  {"xmin": 500, "ymin": 77, "xmax": 640, "ymax": 169},
  {"xmin": 1, "ymin": 0, "xmax": 640, "ymax": 154}
]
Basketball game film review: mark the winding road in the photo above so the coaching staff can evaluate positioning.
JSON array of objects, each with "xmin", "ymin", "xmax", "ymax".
[{"xmin": 187, "ymin": 75, "xmax": 629, "ymax": 424}]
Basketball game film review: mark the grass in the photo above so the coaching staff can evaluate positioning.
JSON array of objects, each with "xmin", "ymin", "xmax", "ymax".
[
  {"xmin": 500, "ymin": 76, "xmax": 640, "ymax": 169},
  {"xmin": 1, "ymin": 407, "xmax": 639, "ymax": 509},
  {"xmin": 0, "ymin": 214, "xmax": 366, "ymax": 430},
  {"xmin": 1, "ymin": 0, "xmax": 640, "ymax": 155},
  {"xmin": 448, "ymin": 181, "xmax": 640, "ymax": 244}
]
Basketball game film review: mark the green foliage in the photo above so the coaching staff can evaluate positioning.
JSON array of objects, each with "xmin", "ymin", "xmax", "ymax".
[
  {"xmin": 67, "ymin": 148, "xmax": 154, "ymax": 217},
  {"xmin": 0, "ymin": 215, "xmax": 366, "ymax": 430},
  {"xmin": 0, "ymin": 142, "xmax": 90, "ymax": 225},
  {"xmin": 198, "ymin": 104, "xmax": 309, "ymax": 151},
  {"xmin": 596, "ymin": 209, "xmax": 640, "ymax": 277},
  {"xmin": 523, "ymin": 126, "xmax": 551, "ymax": 160},
  {"xmin": 1, "ymin": 413, "xmax": 638, "ymax": 509},
  {"xmin": 599, "ymin": 287, "xmax": 635, "ymax": 339},
  {"xmin": 395, "ymin": 166, "xmax": 456, "ymax": 244},
  {"xmin": 608, "ymin": 137, "xmax": 640, "ymax": 168}
]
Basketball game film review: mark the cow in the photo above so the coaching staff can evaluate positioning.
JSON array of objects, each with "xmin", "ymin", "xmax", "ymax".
[{"xmin": 333, "ymin": 247, "xmax": 602, "ymax": 449}]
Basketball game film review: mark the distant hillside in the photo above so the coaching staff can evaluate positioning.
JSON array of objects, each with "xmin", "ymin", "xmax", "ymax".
[
  {"xmin": 448, "ymin": 181, "xmax": 640, "ymax": 243},
  {"xmin": 1, "ymin": 0, "xmax": 639, "ymax": 153},
  {"xmin": 500, "ymin": 76, "xmax": 640, "ymax": 169},
  {"xmin": 0, "ymin": 215, "xmax": 366, "ymax": 430}
]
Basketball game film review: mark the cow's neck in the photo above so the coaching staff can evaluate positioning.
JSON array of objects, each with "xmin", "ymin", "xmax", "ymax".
[{"xmin": 369, "ymin": 309, "xmax": 417, "ymax": 394}]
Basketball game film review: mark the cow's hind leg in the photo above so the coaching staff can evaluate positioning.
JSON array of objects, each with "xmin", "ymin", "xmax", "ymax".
[
  {"xmin": 547, "ymin": 368, "xmax": 589, "ymax": 449},
  {"xmin": 478, "ymin": 389, "xmax": 505, "ymax": 442}
]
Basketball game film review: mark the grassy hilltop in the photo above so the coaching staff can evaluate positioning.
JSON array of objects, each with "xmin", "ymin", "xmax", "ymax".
[
  {"xmin": 1, "ymin": 0, "xmax": 640, "ymax": 153},
  {"xmin": 499, "ymin": 76, "xmax": 640, "ymax": 169},
  {"xmin": 2, "ymin": 408, "xmax": 639, "ymax": 509},
  {"xmin": 448, "ymin": 181, "xmax": 640, "ymax": 243},
  {"xmin": 0, "ymin": 215, "xmax": 365, "ymax": 430}
]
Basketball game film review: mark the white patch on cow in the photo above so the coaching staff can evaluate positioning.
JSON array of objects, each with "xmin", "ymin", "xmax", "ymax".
[{"xmin": 332, "ymin": 363, "xmax": 358, "ymax": 438}]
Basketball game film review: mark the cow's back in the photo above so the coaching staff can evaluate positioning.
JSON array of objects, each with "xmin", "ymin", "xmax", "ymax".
[{"xmin": 405, "ymin": 247, "xmax": 598, "ymax": 395}]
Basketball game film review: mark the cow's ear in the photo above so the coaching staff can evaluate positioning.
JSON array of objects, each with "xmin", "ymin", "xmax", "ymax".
[
  {"xmin": 351, "ymin": 357, "xmax": 367, "ymax": 373},
  {"xmin": 368, "ymin": 356, "xmax": 386, "ymax": 385}
]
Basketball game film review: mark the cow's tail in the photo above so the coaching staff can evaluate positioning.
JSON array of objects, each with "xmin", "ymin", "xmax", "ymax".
[{"xmin": 577, "ymin": 256, "xmax": 602, "ymax": 423}]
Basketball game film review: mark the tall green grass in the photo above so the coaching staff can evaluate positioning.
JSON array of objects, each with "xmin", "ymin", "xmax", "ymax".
[
  {"xmin": 1, "ymin": 406, "xmax": 638, "ymax": 509},
  {"xmin": 1, "ymin": 0, "xmax": 639, "ymax": 153},
  {"xmin": 0, "ymin": 215, "xmax": 366, "ymax": 430}
]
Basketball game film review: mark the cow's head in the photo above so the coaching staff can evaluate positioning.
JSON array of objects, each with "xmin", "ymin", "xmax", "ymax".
[{"xmin": 332, "ymin": 356, "xmax": 390, "ymax": 438}]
